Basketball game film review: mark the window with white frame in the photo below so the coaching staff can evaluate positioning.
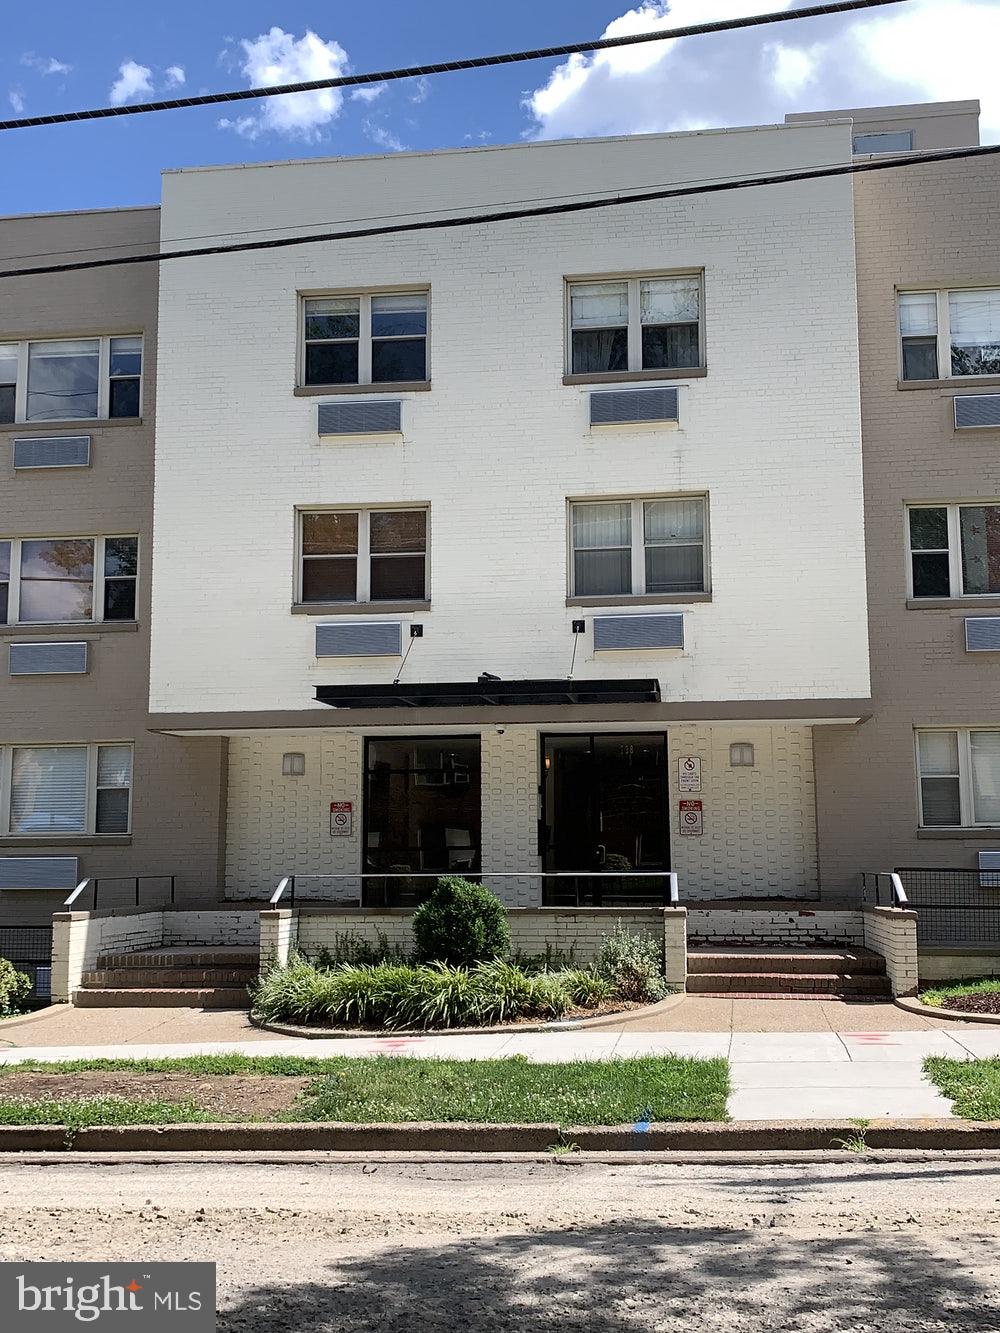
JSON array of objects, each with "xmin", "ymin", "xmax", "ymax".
[
  {"xmin": 899, "ymin": 288, "xmax": 1000, "ymax": 380},
  {"xmin": 917, "ymin": 729, "xmax": 1000, "ymax": 828},
  {"xmin": 570, "ymin": 496, "xmax": 707, "ymax": 598},
  {"xmin": 568, "ymin": 275, "xmax": 702, "ymax": 376},
  {"xmin": 907, "ymin": 504, "xmax": 1000, "ymax": 598},
  {"xmin": 0, "ymin": 536, "xmax": 138, "ymax": 625},
  {"xmin": 0, "ymin": 336, "xmax": 142, "ymax": 424},
  {"xmin": 301, "ymin": 292, "xmax": 428, "ymax": 386},
  {"xmin": 299, "ymin": 508, "xmax": 428, "ymax": 604},
  {"xmin": 3, "ymin": 742, "xmax": 132, "ymax": 835}
]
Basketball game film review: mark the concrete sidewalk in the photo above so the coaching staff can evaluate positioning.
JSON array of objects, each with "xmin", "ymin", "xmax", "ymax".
[{"xmin": 3, "ymin": 1018, "xmax": 998, "ymax": 1121}]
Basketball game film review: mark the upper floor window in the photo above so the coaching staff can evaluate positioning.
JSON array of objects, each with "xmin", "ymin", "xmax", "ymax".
[
  {"xmin": 567, "ymin": 275, "xmax": 703, "ymax": 376},
  {"xmin": 0, "ymin": 535, "xmax": 138, "ymax": 625},
  {"xmin": 301, "ymin": 292, "xmax": 428, "ymax": 387},
  {"xmin": 916, "ymin": 728, "xmax": 1000, "ymax": 828},
  {"xmin": 908, "ymin": 504, "xmax": 1000, "ymax": 598},
  {"xmin": 3, "ymin": 742, "xmax": 133, "ymax": 835},
  {"xmin": 899, "ymin": 288, "xmax": 1000, "ymax": 380},
  {"xmin": 853, "ymin": 130, "xmax": 912, "ymax": 155},
  {"xmin": 0, "ymin": 335, "xmax": 142, "ymax": 424},
  {"xmin": 570, "ymin": 496, "xmax": 708, "ymax": 598},
  {"xmin": 299, "ymin": 508, "xmax": 428, "ymax": 604}
]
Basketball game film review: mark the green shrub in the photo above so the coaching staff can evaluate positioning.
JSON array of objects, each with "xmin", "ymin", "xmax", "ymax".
[
  {"xmin": 311, "ymin": 929, "xmax": 408, "ymax": 969},
  {"xmin": 596, "ymin": 923, "xmax": 668, "ymax": 1003},
  {"xmin": 411, "ymin": 876, "xmax": 510, "ymax": 967},
  {"xmin": 0, "ymin": 958, "xmax": 32, "ymax": 1017}
]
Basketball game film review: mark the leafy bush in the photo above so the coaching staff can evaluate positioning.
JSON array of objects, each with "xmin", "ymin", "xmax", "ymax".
[
  {"xmin": 596, "ymin": 923, "xmax": 668, "ymax": 1003},
  {"xmin": 0, "ymin": 958, "xmax": 32, "ymax": 1017},
  {"xmin": 411, "ymin": 876, "xmax": 510, "ymax": 967},
  {"xmin": 311, "ymin": 929, "xmax": 409, "ymax": 969},
  {"xmin": 511, "ymin": 944, "xmax": 578, "ymax": 971},
  {"xmin": 251, "ymin": 957, "xmax": 579, "ymax": 1030}
]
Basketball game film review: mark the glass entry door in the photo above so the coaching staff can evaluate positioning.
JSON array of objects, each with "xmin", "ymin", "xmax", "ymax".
[{"xmin": 541, "ymin": 733, "xmax": 669, "ymax": 905}]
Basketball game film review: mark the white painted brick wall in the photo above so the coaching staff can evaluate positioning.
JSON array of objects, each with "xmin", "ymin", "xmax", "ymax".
[
  {"xmin": 863, "ymin": 906, "xmax": 918, "ymax": 996},
  {"xmin": 151, "ymin": 122, "xmax": 869, "ymax": 714},
  {"xmin": 687, "ymin": 908, "xmax": 863, "ymax": 947},
  {"xmin": 225, "ymin": 723, "xmax": 818, "ymax": 901}
]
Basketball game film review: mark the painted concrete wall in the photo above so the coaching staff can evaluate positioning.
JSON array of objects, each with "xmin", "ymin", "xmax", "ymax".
[
  {"xmin": 224, "ymin": 723, "xmax": 818, "ymax": 903},
  {"xmin": 151, "ymin": 123, "xmax": 869, "ymax": 716}
]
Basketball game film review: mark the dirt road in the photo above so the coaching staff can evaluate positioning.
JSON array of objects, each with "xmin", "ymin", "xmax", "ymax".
[{"xmin": 1, "ymin": 1154, "xmax": 998, "ymax": 1330}]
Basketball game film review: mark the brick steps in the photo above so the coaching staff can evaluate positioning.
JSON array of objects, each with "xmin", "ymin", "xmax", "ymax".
[
  {"xmin": 687, "ymin": 947, "xmax": 891, "ymax": 998},
  {"xmin": 75, "ymin": 947, "xmax": 259, "ymax": 1009}
]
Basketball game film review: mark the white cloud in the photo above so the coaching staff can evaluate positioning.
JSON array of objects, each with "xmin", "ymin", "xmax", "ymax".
[
  {"xmin": 21, "ymin": 53, "xmax": 72, "ymax": 76},
  {"xmin": 525, "ymin": 0, "xmax": 1000, "ymax": 143},
  {"xmin": 165, "ymin": 65, "xmax": 186, "ymax": 89},
  {"xmin": 351, "ymin": 83, "xmax": 385, "ymax": 103},
  {"xmin": 410, "ymin": 75, "xmax": 430, "ymax": 104},
  {"xmin": 364, "ymin": 120, "xmax": 407, "ymax": 152},
  {"xmin": 8, "ymin": 89, "xmax": 25, "ymax": 114},
  {"xmin": 109, "ymin": 60, "xmax": 154, "ymax": 106},
  {"xmin": 218, "ymin": 26, "xmax": 349, "ymax": 141}
]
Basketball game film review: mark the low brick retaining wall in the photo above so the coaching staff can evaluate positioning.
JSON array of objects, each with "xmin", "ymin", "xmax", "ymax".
[
  {"xmin": 862, "ymin": 905, "xmax": 918, "ymax": 997},
  {"xmin": 917, "ymin": 947, "xmax": 1000, "ymax": 983},
  {"xmin": 686, "ymin": 906, "xmax": 864, "ymax": 948}
]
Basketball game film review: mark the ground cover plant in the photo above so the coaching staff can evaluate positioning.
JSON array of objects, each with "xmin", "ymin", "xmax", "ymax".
[
  {"xmin": 923, "ymin": 1056, "xmax": 1000, "ymax": 1119},
  {"xmin": 0, "ymin": 1054, "xmax": 730, "ymax": 1127},
  {"xmin": 919, "ymin": 977, "xmax": 1000, "ymax": 1015}
]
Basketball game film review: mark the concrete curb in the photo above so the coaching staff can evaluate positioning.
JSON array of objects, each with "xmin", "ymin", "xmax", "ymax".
[
  {"xmin": 896, "ymin": 996, "xmax": 1000, "ymax": 1026},
  {"xmin": 252, "ymin": 995, "xmax": 684, "ymax": 1041},
  {"xmin": 0, "ymin": 1005, "xmax": 63, "ymax": 1037},
  {"xmin": 2, "ymin": 1118, "xmax": 1000, "ymax": 1153}
]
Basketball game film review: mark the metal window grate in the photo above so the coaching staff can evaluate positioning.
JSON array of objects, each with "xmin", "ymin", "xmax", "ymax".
[
  {"xmin": 318, "ymin": 401, "xmax": 402, "ymax": 436},
  {"xmin": 965, "ymin": 618, "xmax": 1000, "ymax": 652},
  {"xmin": 12, "ymin": 435, "xmax": 91, "ymax": 469},
  {"xmin": 9, "ymin": 641, "xmax": 88, "ymax": 675},
  {"xmin": 316, "ymin": 622, "xmax": 402, "ymax": 657},
  {"xmin": 954, "ymin": 395, "xmax": 1000, "ymax": 430},
  {"xmin": 590, "ymin": 387, "xmax": 679, "ymax": 426},
  {"xmin": 593, "ymin": 613, "xmax": 684, "ymax": 651}
]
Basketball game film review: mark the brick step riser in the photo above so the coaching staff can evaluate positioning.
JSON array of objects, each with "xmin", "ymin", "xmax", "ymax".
[
  {"xmin": 81, "ymin": 970, "xmax": 258, "ymax": 988},
  {"xmin": 97, "ymin": 952, "xmax": 259, "ymax": 969},
  {"xmin": 689, "ymin": 956, "xmax": 884, "ymax": 976},
  {"xmin": 73, "ymin": 988, "xmax": 250, "ymax": 1010},
  {"xmin": 687, "ymin": 974, "xmax": 892, "ymax": 996}
]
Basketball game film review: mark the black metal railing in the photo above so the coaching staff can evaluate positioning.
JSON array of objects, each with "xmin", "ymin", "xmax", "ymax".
[
  {"xmin": 893, "ymin": 866, "xmax": 1000, "ymax": 946},
  {"xmin": 64, "ymin": 875, "xmax": 177, "ymax": 912},
  {"xmin": 271, "ymin": 871, "xmax": 680, "ymax": 910},
  {"xmin": 0, "ymin": 926, "xmax": 53, "ymax": 1004}
]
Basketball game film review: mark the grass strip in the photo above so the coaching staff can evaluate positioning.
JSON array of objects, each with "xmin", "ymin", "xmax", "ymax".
[
  {"xmin": 923, "ymin": 1056, "xmax": 1000, "ymax": 1120},
  {"xmin": 0, "ymin": 1096, "xmax": 213, "ymax": 1127},
  {"xmin": 0, "ymin": 1055, "xmax": 338, "ymax": 1077},
  {"xmin": 919, "ymin": 978, "xmax": 1000, "ymax": 1007}
]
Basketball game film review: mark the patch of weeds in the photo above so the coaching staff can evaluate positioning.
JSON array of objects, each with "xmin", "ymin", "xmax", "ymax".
[
  {"xmin": 833, "ymin": 1118, "xmax": 871, "ymax": 1153},
  {"xmin": 924, "ymin": 1056, "xmax": 1000, "ymax": 1119}
]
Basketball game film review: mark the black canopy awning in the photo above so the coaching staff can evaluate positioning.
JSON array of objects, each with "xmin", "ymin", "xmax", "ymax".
[{"xmin": 315, "ymin": 678, "xmax": 661, "ymax": 709}]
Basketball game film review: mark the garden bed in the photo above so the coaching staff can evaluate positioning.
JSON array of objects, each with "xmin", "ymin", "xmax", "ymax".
[{"xmin": 918, "ymin": 978, "xmax": 1000, "ymax": 1017}]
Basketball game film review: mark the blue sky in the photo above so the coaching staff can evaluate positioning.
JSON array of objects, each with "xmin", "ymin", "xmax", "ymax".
[{"xmin": 2, "ymin": 0, "xmax": 997, "ymax": 215}]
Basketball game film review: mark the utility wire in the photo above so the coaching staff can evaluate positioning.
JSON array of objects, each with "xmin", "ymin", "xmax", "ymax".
[
  {"xmin": 0, "ymin": 0, "xmax": 908, "ymax": 133},
  {"xmin": 1, "ymin": 139, "xmax": 995, "ymax": 282}
]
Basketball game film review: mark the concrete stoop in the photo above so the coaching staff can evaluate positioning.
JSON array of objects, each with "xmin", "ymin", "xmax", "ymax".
[
  {"xmin": 687, "ymin": 947, "xmax": 892, "ymax": 999},
  {"xmin": 74, "ymin": 947, "xmax": 257, "ymax": 1009}
]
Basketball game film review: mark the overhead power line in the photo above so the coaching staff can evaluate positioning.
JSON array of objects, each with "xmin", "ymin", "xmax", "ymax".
[
  {"xmin": 0, "ymin": 0, "xmax": 908, "ymax": 133},
  {"xmin": 1, "ymin": 139, "xmax": 995, "ymax": 282}
]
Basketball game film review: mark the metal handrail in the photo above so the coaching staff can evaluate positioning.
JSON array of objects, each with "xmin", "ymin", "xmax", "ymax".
[
  {"xmin": 62, "ymin": 878, "xmax": 91, "ymax": 908},
  {"xmin": 861, "ymin": 870, "xmax": 908, "ymax": 907},
  {"xmin": 62, "ymin": 875, "xmax": 177, "ymax": 911},
  {"xmin": 271, "ymin": 870, "xmax": 680, "ymax": 907}
]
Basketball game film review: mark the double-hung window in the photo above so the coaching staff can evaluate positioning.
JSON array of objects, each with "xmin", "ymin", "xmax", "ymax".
[
  {"xmin": 570, "ymin": 496, "xmax": 708, "ymax": 598},
  {"xmin": 299, "ymin": 508, "xmax": 428, "ymax": 604},
  {"xmin": 3, "ymin": 742, "xmax": 133, "ymax": 835},
  {"xmin": 908, "ymin": 504, "xmax": 1000, "ymax": 598},
  {"xmin": 301, "ymin": 292, "xmax": 428, "ymax": 386},
  {"xmin": 0, "ymin": 536, "xmax": 138, "ymax": 625},
  {"xmin": 568, "ymin": 274, "xmax": 702, "ymax": 376},
  {"xmin": 0, "ymin": 335, "xmax": 142, "ymax": 423},
  {"xmin": 917, "ymin": 729, "xmax": 1000, "ymax": 828},
  {"xmin": 899, "ymin": 288, "xmax": 1000, "ymax": 380}
]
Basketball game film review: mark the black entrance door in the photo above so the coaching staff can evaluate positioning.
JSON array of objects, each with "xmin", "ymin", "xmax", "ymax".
[{"xmin": 541, "ymin": 733, "xmax": 670, "ymax": 905}]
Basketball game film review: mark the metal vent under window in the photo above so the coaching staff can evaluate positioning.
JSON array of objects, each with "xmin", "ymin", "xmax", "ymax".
[
  {"xmin": 980, "ymin": 851, "xmax": 1000, "ymax": 888},
  {"xmin": 9, "ymin": 642, "xmax": 89, "ymax": 675},
  {"xmin": 12, "ymin": 435, "xmax": 91, "ymax": 469},
  {"xmin": 590, "ymin": 387, "xmax": 679, "ymax": 426},
  {"xmin": 0, "ymin": 856, "xmax": 79, "ymax": 891},
  {"xmin": 318, "ymin": 401, "xmax": 402, "ymax": 436},
  {"xmin": 593, "ymin": 613, "xmax": 684, "ymax": 651},
  {"xmin": 316, "ymin": 622, "xmax": 402, "ymax": 658},
  {"xmin": 955, "ymin": 395, "xmax": 1000, "ymax": 429},
  {"xmin": 965, "ymin": 618, "xmax": 1000, "ymax": 652}
]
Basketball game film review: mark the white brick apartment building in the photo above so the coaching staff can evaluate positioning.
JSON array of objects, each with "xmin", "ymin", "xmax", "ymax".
[{"xmin": 148, "ymin": 119, "xmax": 871, "ymax": 908}]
